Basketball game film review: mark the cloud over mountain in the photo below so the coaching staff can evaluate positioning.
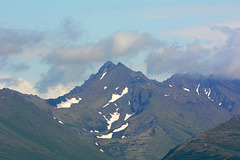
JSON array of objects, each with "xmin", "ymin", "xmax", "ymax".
[
  {"xmin": 37, "ymin": 31, "xmax": 155, "ymax": 93},
  {"xmin": 1, "ymin": 21, "xmax": 240, "ymax": 98},
  {"xmin": 146, "ymin": 27, "xmax": 240, "ymax": 79}
]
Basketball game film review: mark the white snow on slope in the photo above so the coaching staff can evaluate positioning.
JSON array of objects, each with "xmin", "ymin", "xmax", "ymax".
[
  {"xmin": 100, "ymin": 72, "xmax": 107, "ymax": 80},
  {"xmin": 169, "ymin": 84, "xmax": 173, "ymax": 87},
  {"xmin": 183, "ymin": 87, "xmax": 190, "ymax": 92},
  {"xmin": 97, "ymin": 133, "xmax": 113, "ymax": 139},
  {"xmin": 100, "ymin": 149, "xmax": 104, "ymax": 152},
  {"xmin": 109, "ymin": 87, "xmax": 128, "ymax": 103},
  {"xmin": 164, "ymin": 94, "xmax": 169, "ymax": 97},
  {"xmin": 104, "ymin": 86, "xmax": 107, "ymax": 90},
  {"xmin": 207, "ymin": 88, "xmax": 211, "ymax": 97},
  {"xmin": 196, "ymin": 84, "xmax": 200, "ymax": 95},
  {"xmin": 95, "ymin": 142, "xmax": 99, "ymax": 146},
  {"xmin": 53, "ymin": 117, "xmax": 56, "ymax": 119},
  {"xmin": 103, "ymin": 108, "xmax": 120, "ymax": 130},
  {"xmin": 205, "ymin": 88, "xmax": 214, "ymax": 101},
  {"xmin": 219, "ymin": 103, "xmax": 222, "ymax": 106},
  {"xmin": 57, "ymin": 97, "xmax": 82, "ymax": 108},
  {"xmin": 115, "ymin": 87, "xmax": 119, "ymax": 90},
  {"xmin": 58, "ymin": 120, "xmax": 64, "ymax": 124},
  {"xmin": 124, "ymin": 113, "xmax": 134, "ymax": 121},
  {"xmin": 122, "ymin": 135, "xmax": 126, "ymax": 138},
  {"xmin": 102, "ymin": 103, "xmax": 109, "ymax": 108},
  {"xmin": 113, "ymin": 123, "xmax": 129, "ymax": 133},
  {"xmin": 103, "ymin": 87, "xmax": 129, "ymax": 108}
]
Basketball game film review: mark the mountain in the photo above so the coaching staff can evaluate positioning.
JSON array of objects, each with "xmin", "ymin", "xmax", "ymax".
[
  {"xmin": 0, "ymin": 88, "xmax": 112, "ymax": 160},
  {"xmin": 162, "ymin": 114, "xmax": 240, "ymax": 160},
  {"xmin": 47, "ymin": 61, "xmax": 240, "ymax": 159}
]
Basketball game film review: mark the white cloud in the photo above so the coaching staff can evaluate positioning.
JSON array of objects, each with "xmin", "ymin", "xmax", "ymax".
[
  {"xmin": 112, "ymin": 31, "xmax": 153, "ymax": 55},
  {"xmin": 146, "ymin": 26, "xmax": 240, "ymax": 79},
  {"xmin": 0, "ymin": 75, "xmax": 76, "ymax": 99},
  {"xmin": 0, "ymin": 28, "xmax": 45, "ymax": 56},
  {"xmin": 0, "ymin": 75, "xmax": 38, "ymax": 95},
  {"xmin": 165, "ymin": 26, "xmax": 228, "ymax": 43},
  {"xmin": 39, "ymin": 84, "xmax": 75, "ymax": 99},
  {"xmin": 38, "ymin": 31, "xmax": 156, "ymax": 93}
]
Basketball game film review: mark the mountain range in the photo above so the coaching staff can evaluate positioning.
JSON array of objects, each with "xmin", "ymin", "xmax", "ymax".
[{"xmin": 1, "ymin": 61, "xmax": 240, "ymax": 159}]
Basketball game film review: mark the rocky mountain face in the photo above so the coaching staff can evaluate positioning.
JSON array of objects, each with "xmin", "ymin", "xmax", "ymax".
[
  {"xmin": 162, "ymin": 114, "xmax": 240, "ymax": 160},
  {"xmin": 46, "ymin": 61, "xmax": 240, "ymax": 159},
  {"xmin": 0, "ymin": 88, "xmax": 112, "ymax": 160}
]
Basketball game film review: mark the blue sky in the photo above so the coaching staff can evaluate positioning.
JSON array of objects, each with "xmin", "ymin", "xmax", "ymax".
[{"xmin": 1, "ymin": 0, "xmax": 240, "ymax": 98}]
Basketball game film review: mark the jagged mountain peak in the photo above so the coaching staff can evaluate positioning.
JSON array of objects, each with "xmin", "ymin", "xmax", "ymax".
[
  {"xmin": 97, "ymin": 61, "xmax": 132, "ymax": 76},
  {"xmin": 98, "ymin": 61, "xmax": 116, "ymax": 72},
  {"xmin": 74, "ymin": 61, "xmax": 150, "ymax": 93},
  {"xmin": 47, "ymin": 61, "xmax": 152, "ymax": 107},
  {"xmin": 43, "ymin": 61, "xmax": 240, "ymax": 159}
]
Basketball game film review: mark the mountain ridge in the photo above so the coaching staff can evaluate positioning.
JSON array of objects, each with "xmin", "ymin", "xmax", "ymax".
[
  {"xmin": 1, "ymin": 61, "xmax": 240, "ymax": 159},
  {"xmin": 45, "ymin": 61, "xmax": 240, "ymax": 159},
  {"xmin": 162, "ymin": 114, "xmax": 240, "ymax": 160}
]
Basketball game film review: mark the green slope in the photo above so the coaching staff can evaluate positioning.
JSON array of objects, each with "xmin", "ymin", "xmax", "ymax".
[
  {"xmin": 0, "ymin": 88, "xmax": 113, "ymax": 160},
  {"xmin": 162, "ymin": 114, "xmax": 240, "ymax": 160}
]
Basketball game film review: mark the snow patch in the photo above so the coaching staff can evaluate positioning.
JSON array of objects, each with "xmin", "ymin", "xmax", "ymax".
[
  {"xmin": 57, "ymin": 97, "xmax": 81, "ymax": 108},
  {"xmin": 104, "ymin": 86, "xmax": 107, "ymax": 90},
  {"xmin": 102, "ymin": 103, "xmax": 109, "ymax": 108},
  {"xmin": 102, "ymin": 87, "xmax": 129, "ymax": 108},
  {"xmin": 100, "ymin": 149, "xmax": 104, "ymax": 152},
  {"xmin": 53, "ymin": 116, "xmax": 56, "ymax": 120},
  {"xmin": 100, "ymin": 72, "xmax": 107, "ymax": 80},
  {"xmin": 97, "ymin": 133, "xmax": 113, "ymax": 139},
  {"xmin": 205, "ymin": 88, "xmax": 214, "ymax": 101},
  {"xmin": 196, "ymin": 84, "xmax": 200, "ymax": 95},
  {"xmin": 204, "ymin": 88, "xmax": 208, "ymax": 94},
  {"xmin": 94, "ymin": 130, "xmax": 99, "ymax": 133},
  {"xmin": 207, "ymin": 88, "xmax": 211, "ymax": 97},
  {"xmin": 169, "ymin": 84, "xmax": 173, "ymax": 87},
  {"xmin": 114, "ymin": 103, "xmax": 117, "ymax": 106},
  {"xmin": 115, "ymin": 87, "xmax": 119, "ymax": 90},
  {"xmin": 219, "ymin": 103, "xmax": 222, "ymax": 106},
  {"xmin": 128, "ymin": 101, "xmax": 130, "ymax": 105},
  {"xmin": 98, "ymin": 111, "xmax": 102, "ymax": 115},
  {"xmin": 113, "ymin": 123, "xmax": 129, "ymax": 133},
  {"xmin": 109, "ymin": 87, "xmax": 128, "ymax": 103},
  {"xmin": 164, "ymin": 94, "xmax": 169, "ymax": 97},
  {"xmin": 122, "ymin": 135, "xmax": 126, "ymax": 139},
  {"xmin": 58, "ymin": 120, "xmax": 64, "ymax": 124},
  {"xmin": 95, "ymin": 142, "xmax": 99, "ymax": 146},
  {"xmin": 183, "ymin": 87, "xmax": 190, "ymax": 92},
  {"xmin": 124, "ymin": 113, "xmax": 134, "ymax": 121},
  {"xmin": 90, "ymin": 130, "xmax": 94, "ymax": 133},
  {"xmin": 103, "ymin": 108, "xmax": 120, "ymax": 130}
]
